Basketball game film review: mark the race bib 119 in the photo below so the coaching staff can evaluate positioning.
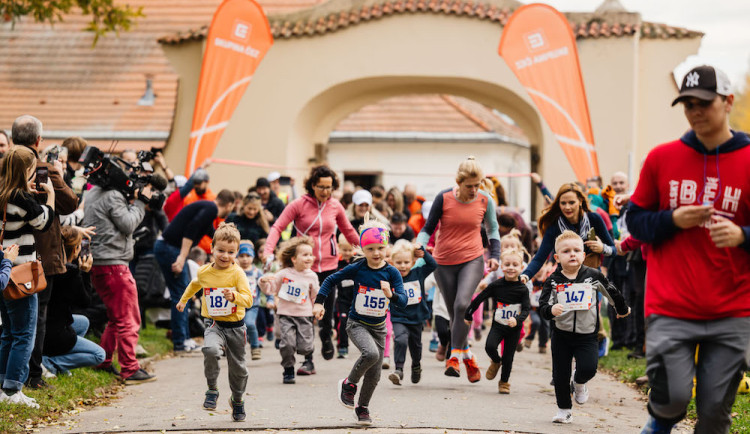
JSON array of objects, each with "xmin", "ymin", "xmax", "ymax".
[
  {"xmin": 204, "ymin": 287, "xmax": 237, "ymax": 317},
  {"xmin": 278, "ymin": 278, "xmax": 309, "ymax": 304}
]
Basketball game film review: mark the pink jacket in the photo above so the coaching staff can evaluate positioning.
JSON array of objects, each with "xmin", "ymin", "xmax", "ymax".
[
  {"xmin": 264, "ymin": 194, "xmax": 359, "ymax": 273},
  {"xmin": 260, "ymin": 268, "xmax": 319, "ymax": 317}
]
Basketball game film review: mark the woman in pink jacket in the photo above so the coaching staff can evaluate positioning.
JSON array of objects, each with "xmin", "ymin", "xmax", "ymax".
[{"xmin": 264, "ymin": 165, "xmax": 359, "ymax": 361}]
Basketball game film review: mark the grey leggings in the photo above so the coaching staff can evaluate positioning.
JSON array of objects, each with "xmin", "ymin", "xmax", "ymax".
[
  {"xmin": 346, "ymin": 320, "xmax": 386, "ymax": 407},
  {"xmin": 434, "ymin": 255, "xmax": 485, "ymax": 352}
]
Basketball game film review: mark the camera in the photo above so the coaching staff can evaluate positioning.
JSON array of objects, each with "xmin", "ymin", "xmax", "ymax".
[{"xmin": 78, "ymin": 146, "xmax": 167, "ymax": 209}]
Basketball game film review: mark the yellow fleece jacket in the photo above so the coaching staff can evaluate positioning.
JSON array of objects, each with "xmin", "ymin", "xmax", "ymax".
[{"xmin": 179, "ymin": 263, "xmax": 253, "ymax": 322}]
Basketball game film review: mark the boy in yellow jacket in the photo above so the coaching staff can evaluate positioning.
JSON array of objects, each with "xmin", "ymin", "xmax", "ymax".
[{"xmin": 176, "ymin": 222, "xmax": 253, "ymax": 422}]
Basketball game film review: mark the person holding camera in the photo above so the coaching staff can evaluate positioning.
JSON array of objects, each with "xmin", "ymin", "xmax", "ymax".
[
  {"xmin": 11, "ymin": 115, "xmax": 79, "ymax": 390},
  {"xmin": 82, "ymin": 155, "xmax": 157, "ymax": 384},
  {"xmin": 0, "ymin": 146, "xmax": 55, "ymax": 407}
]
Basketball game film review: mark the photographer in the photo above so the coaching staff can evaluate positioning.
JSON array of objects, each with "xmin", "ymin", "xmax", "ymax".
[
  {"xmin": 11, "ymin": 115, "xmax": 78, "ymax": 391},
  {"xmin": 82, "ymin": 152, "xmax": 160, "ymax": 384}
]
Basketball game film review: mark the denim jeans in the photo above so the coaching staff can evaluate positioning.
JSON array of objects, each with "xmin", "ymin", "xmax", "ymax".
[
  {"xmin": 244, "ymin": 307, "xmax": 260, "ymax": 349},
  {"xmin": 43, "ymin": 315, "xmax": 105, "ymax": 375},
  {"xmin": 0, "ymin": 293, "xmax": 38, "ymax": 391},
  {"xmin": 154, "ymin": 239, "xmax": 191, "ymax": 351}
]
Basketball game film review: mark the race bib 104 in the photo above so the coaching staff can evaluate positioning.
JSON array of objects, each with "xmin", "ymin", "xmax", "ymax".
[
  {"xmin": 278, "ymin": 278, "xmax": 309, "ymax": 304},
  {"xmin": 403, "ymin": 281, "xmax": 422, "ymax": 306},
  {"xmin": 556, "ymin": 283, "xmax": 593, "ymax": 311},
  {"xmin": 204, "ymin": 287, "xmax": 237, "ymax": 317},
  {"xmin": 494, "ymin": 302, "xmax": 521, "ymax": 325},
  {"xmin": 354, "ymin": 285, "xmax": 389, "ymax": 317}
]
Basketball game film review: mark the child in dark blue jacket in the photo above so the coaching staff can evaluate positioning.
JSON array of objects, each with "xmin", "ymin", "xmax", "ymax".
[{"xmin": 387, "ymin": 240, "xmax": 436, "ymax": 385}]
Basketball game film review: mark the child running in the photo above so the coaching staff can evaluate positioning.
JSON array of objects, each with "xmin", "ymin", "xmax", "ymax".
[
  {"xmin": 237, "ymin": 240, "xmax": 272, "ymax": 361},
  {"xmin": 539, "ymin": 230, "xmax": 630, "ymax": 424},
  {"xmin": 176, "ymin": 222, "xmax": 253, "ymax": 422},
  {"xmin": 388, "ymin": 240, "xmax": 437, "ymax": 385},
  {"xmin": 314, "ymin": 218, "xmax": 407, "ymax": 425},
  {"xmin": 464, "ymin": 248, "xmax": 530, "ymax": 394},
  {"xmin": 259, "ymin": 236, "xmax": 319, "ymax": 384}
]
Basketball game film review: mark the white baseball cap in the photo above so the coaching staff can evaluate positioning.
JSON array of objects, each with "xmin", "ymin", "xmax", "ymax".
[
  {"xmin": 267, "ymin": 171, "xmax": 281, "ymax": 182},
  {"xmin": 352, "ymin": 190, "xmax": 373, "ymax": 206}
]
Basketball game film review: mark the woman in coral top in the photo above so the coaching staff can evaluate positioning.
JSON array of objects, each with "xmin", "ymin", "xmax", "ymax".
[{"xmin": 417, "ymin": 157, "xmax": 501, "ymax": 383}]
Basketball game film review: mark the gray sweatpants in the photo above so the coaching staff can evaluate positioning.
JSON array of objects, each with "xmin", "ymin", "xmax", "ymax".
[
  {"xmin": 202, "ymin": 321, "xmax": 248, "ymax": 402},
  {"xmin": 434, "ymin": 256, "xmax": 485, "ymax": 352},
  {"xmin": 646, "ymin": 315, "xmax": 750, "ymax": 434},
  {"xmin": 278, "ymin": 315, "xmax": 314, "ymax": 368},
  {"xmin": 347, "ymin": 320, "xmax": 386, "ymax": 407}
]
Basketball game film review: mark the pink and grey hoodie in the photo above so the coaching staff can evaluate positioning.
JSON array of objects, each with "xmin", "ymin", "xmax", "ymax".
[{"xmin": 264, "ymin": 194, "xmax": 360, "ymax": 273}]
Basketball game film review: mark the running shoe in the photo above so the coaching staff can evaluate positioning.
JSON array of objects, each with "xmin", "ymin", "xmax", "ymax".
[
  {"xmin": 382, "ymin": 357, "xmax": 390, "ymax": 370},
  {"xmin": 523, "ymin": 338, "xmax": 532, "ymax": 349},
  {"xmin": 436, "ymin": 344, "xmax": 447, "ymax": 362},
  {"xmin": 321, "ymin": 334, "xmax": 335, "ymax": 360},
  {"xmin": 355, "ymin": 406, "xmax": 372, "ymax": 426},
  {"xmin": 230, "ymin": 397, "xmax": 246, "ymax": 422},
  {"xmin": 552, "ymin": 408, "xmax": 572, "ymax": 424},
  {"xmin": 337, "ymin": 347, "xmax": 349, "ymax": 359},
  {"xmin": 498, "ymin": 380, "xmax": 511, "ymax": 394},
  {"xmin": 444, "ymin": 357, "xmax": 460, "ymax": 377},
  {"xmin": 516, "ymin": 343, "xmax": 523, "ymax": 352},
  {"xmin": 251, "ymin": 348, "xmax": 261, "ymax": 361},
  {"xmin": 6, "ymin": 391, "xmax": 40, "ymax": 408},
  {"xmin": 640, "ymin": 416, "xmax": 675, "ymax": 434},
  {"xmin": 573, "ymin": 382, "xmax": 589, "ymax": 405},
  {"xmin": 429, "ymin": 338, "xmax": 439, "ymax": 353},
  {"xmin": 203, "ymin": 390, "xmax": 219, "ymax": 410},
  {"xmin": 297, "ymin": 360, "xmax": 316, "ymax": 376},
  {"xmin": 338, "ymin": 378, "xmax": 357, "ymax": 409},
  {"xmin": 486, "ymin": 361, "xmax": 501, "ymax": 380},
  {"xmin": 539, "ymin": 346, "xmax": 547, "ymax": 354},
  {"xmin": 411, "ymin": 366, "xmax": 422, "ymax": 384},
  {"xmin": 388, "ymin": 369, "xmax": 403, "ymax": 386},
  {"xmin": 283, "ymin": 367, "xmax": 296, "ymax": 384},
  {"xmin": 464, "ymin": 357, "xmax": 481, "ymax": 383}
]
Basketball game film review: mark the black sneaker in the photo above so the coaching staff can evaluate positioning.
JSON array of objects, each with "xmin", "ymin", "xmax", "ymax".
[
  {"xmin": 283, "ymin": 367, "xmax": 296, "ymax": 384},
  {"xmin": 95, "ymin": 364, "xmax": 121, "ymax": 377},
  {"xmin": 338, "ymin": 378, "xmax": 357, "ymax": 409},
  {"xmin": 388, "ymin": 369, "xmax": 403, "ymax": 385},
  {"xmin": 25, "ymin": 377, "xmax": 53, "ymax": 390},
  {"xmin": 229, "ymin": 397, "xmax": 246, "ymax": 422},
  {"xmin": 124, "ymin": 368, "xmax": 157, "ymax": 384},
  {"xmin": 297, "ymin": 359, "xmax": 316, "ymax": 376},
  {"xmin": 321, "ymin": 334, "xmax": 335, "ymax": 360},
  {"xmin": 203, "ymin": 390, "xmax": 219, "ymax": 410},
  {"xmin": 411, "ymin": 366, "xmax": 422, "ymax": 384},
  {"xmin": 355, "ymin": 406, "xmax": 372, "ymax": 426}
]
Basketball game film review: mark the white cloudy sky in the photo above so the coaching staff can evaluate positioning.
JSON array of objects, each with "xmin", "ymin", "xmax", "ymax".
[{"xmin": 524, "ymin": 0, "xmax": 750, "ymax": 91}]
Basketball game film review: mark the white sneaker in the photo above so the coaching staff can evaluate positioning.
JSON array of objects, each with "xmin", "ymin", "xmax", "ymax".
[
  {"xmin": 573, "ymin": 382, "xmax": 589, "ymax": 404},
  {"xmin": 183, "ymin": 339, "xmax": 202, "ymax": 352},
  {"xmin": 7, "ymin": 391, "xmax": 40, "ymax": 408},
  {"xmin": 41, "ymin": 363, "xmax": 57, "ymax": 378},
  {"xmin": 382, "ymin": 357, "xmax": 390, "ymax": 370},
  {"xmin": 552, "ymin": 408, "xmax": 572, "ymax": 424}
]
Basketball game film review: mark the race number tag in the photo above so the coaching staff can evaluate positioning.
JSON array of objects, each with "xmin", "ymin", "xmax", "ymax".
[
  {"xmin": 204, "ymin": 287, "xmax": 237, "ymax": 317},
  {"xmin": 278, "ymin": 278, "xmax": 309, "ymax": 304},
  {"xmin": 403, "ymin": 281, "xmax": 422, "ymax": 306},
  {"xmin": 494, "ymin": 302, "xmax": 521, "ymax": 326},
  {"xmin": 531, "ymin": 290, "xmax": 542, "ymax": 308},
  {"xmin": 354, "ymin": 285, "xmax": 389, "ymax": 317},
  {"xmin": 556, "ymin": 283, "xmax": 593, "ymax": 311}
]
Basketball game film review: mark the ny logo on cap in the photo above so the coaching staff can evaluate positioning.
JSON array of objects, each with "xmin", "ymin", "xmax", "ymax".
[{"xmin": 685, "ymin": 71, "xmax": 700, "ymax": 88}]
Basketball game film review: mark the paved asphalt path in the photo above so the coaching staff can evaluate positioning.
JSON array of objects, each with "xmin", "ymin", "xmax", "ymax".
[{"xmin": 44, "ymin": 327, "xmax": 691, "ymax": 433}]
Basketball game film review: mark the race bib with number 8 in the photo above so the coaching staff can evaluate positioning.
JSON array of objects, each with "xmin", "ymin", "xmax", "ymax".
[
  {"xmin": 355, "ymin": 285, "xmax": 389, "ymax": 317},
  {"xmin": 278, "ymin": 278, "xmax": 309, "ymax": 304},
  {"xmin": 494, "ymin": 302, "xmax": 521, "ymax": 326},
  {"xmin": 556, "ymin": 283, "xmax": 593, "ymax": 311},
  {"xmin": 403, "ymin": 281, "xmax": 422, "ymax": 306},
  {"xmin": 204, "ymin": 287, "xmax": 237, "ymax": 317}
]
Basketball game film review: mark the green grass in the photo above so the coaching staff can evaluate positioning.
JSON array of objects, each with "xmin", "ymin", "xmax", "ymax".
[{"xmin": 0, "ymin": 322, "xmax": 172, "ymax": 433}]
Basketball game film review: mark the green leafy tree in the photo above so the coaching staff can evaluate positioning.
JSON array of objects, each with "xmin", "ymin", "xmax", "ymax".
[
  {"xmin": 730, "ymin": 71, "xmax": 750, "ymax": 132},
  {"xmin": 1, "ymin": 1, "xmax": 143, "ymax": 43}
]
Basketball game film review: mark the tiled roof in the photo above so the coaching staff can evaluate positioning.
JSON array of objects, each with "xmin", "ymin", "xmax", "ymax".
[
  {"xmin": 333, "ymin": 94, "xmax": 528, "ymax": 143},
  {"xmin": 0, "ymin": 0, "xmax": 326, "ymax": 149},
  {"xmin": 159, "ymin": 0, "xmax": 703, "ymax": 43}
]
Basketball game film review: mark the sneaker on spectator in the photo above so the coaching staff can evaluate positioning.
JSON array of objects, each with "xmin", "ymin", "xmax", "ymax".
[
  {"xmin": 135, "ymin": 344, "xmax": 150, "ymax": 357},
  {"xmin": 338, "ymin": 378, "xmax": 357, "ymax": 409},
  {"xmin": 96, "ymin": 364, "xmax": 121, "ymax": 376},
  {"xmin": 6, "ymin": 391, "xmax": 40, "ymax": 408},
  {"xmin": 184, "ymin": 339, "xmax": 201, "ymax": 352},
  {"xmin": 124, "ymin": 369, "xmax": 156, "ymax": 384},
  {"xmin": 25, "ymin": 377, "xmax": 53, "ymax": 390},
  {"xmin": 355, "ymin": 406, "xmax": 372, "ymax": 425}
]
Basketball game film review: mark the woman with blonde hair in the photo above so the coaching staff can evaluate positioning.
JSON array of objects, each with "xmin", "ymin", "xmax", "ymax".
[
  {"xmin": 417, "ymin": 156, "xmax": 501, "ymax": 383},
  {"xmin": 226, "ymin": 192, "xmax": 270, "ymax": 246},
  {"xmin": 0, "ymin": 146, "xmax": 55, "ymax": 408},
  {"xmin": 385, "ymin": 187, "xmax": 408, "ymax": 218}
]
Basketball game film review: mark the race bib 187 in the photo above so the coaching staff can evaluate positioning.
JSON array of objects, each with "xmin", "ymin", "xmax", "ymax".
[
  {"xmin": 556, "ymin": 283, "xmax": 593, "ymax": 311},
  {"xmin": 354, "ymin": 285, "xmax": 389, "ymax": 317},
  {"xmin": 204, "ymin": 287, "xmax": 237, "ymax": 317}
]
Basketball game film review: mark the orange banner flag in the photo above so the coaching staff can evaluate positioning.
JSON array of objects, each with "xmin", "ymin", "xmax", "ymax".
[
  {"xmin": 185, "ymin": 0, "xmax": 273, "ymax": 174},
  {"xmin": 498, "ymin": 4, "xmax": 599, "ymax": 183}
]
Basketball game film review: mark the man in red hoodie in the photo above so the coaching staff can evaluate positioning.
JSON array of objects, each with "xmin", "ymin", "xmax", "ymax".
[{"xmin": 627, "ymin": 65, "xmax": 750, "ymax": 434}]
